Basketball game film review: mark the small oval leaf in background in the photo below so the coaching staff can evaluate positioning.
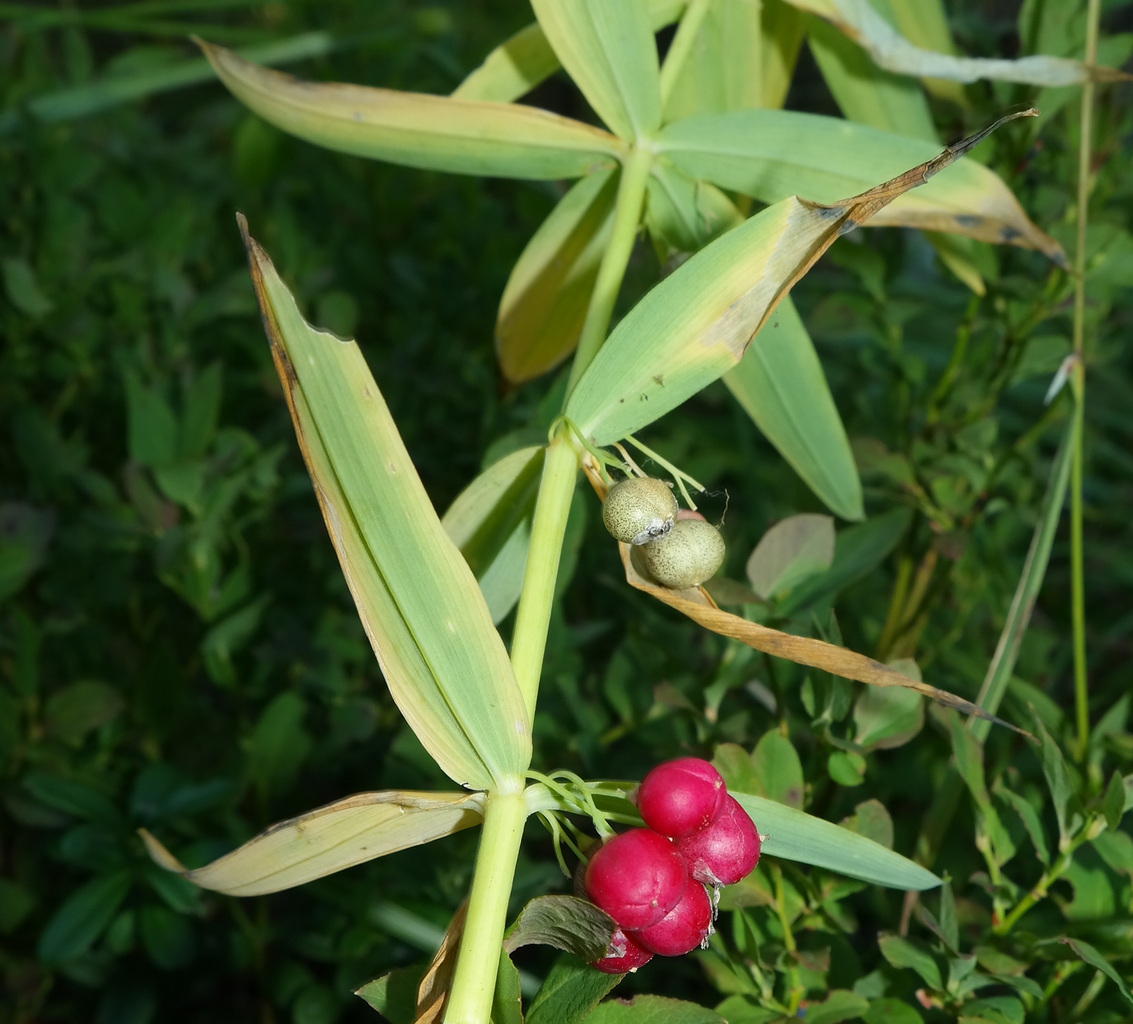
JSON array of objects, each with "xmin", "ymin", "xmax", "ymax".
[
  {"xmin": 38, "ymin": 869, "xmax": 132, "ymax": 965},
  {"xmin": 746, "ymin": 513, "xmax": 836, "ymax": 600},
  {"xmin": 496, "ymin": 170, "xmax": 618, "ymax": 384},
  {"xmin": 140, "ymin": 790, "xmax": 484, "ymax": 897},
  {"xmin": 530, "ymin": 0, "xmax": 662, "ymax": 141},
  {"xmin": 725, "ymin": 297, "xmax": 862, "ymax": 521},
  {"xmin": 749, "ymin": 730, "xmax": 806, "ymax": 809},
  {"xmin": 240, "ymin": 215, "xmax": 531, "ymax": 790},
  {"xmin": 442, "ymin": 446, "xmax": 545, "ymax": 625},
  {"xmin": 853, "ymin": 659, "xmax": 926, "ymax": 751},
  {"xmin": 198, "ymin": 40, "xmax": 623, "ymax": 180}
]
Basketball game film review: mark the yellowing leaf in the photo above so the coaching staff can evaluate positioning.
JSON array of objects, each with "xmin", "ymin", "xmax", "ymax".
[
  {"xmin": 139, "ymin": 791, "xmax": 484, "ymax": 897},
  {"xmin": 566, "ymin": 111, "xmax": 1047, "ymax": 448},
  {"xmin": 658, "ymin": 108, "xmax": 1065, "ymax": 261},
  {"xmin": 198, "ymin": 39, "xmax": 623, "ymax": 180},
  {"xmin": 240, "ymin": 216, "xmax": 531, "ymax": 790},
  {"xmin": 497, "ymin": 170, "xmax": 619, "ymax": 384}
]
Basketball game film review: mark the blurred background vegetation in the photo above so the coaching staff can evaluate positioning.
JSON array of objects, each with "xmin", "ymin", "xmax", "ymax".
[{"xmin": 2, "ymin": 2, "xmax": 1131, "ymax": 1023}]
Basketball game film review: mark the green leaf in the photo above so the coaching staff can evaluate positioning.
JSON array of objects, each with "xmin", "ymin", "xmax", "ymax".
[
  {"xmin": 957, "ymin": 995, "xmax": 1025, "ymax": 1024},
  {"xmin": 139, "ymin": 789, "xmax": 484, "ymax": 897},
  {"xmin": 355, "ymin": 964, "xmax": 426, "ymax": 1022},
  {"xmin": 443, "ymin": 446, "xmax": 545, "ymax": 625},
  {"xmin": 839, "ymin": 799, "xmax": 894, "ymax": 849},
  {"xmin": 246, "ymin": 692, "xmax": 311, "ymax": 798},
  {"xmin": 993, "ymin": 780, "xmax": 1051, "ymax": 864},
  {"xmin": 124, "ymin": 371, "xmax": 178, "ymax": 466},
  {"xmin": 779, "ymin": 507, "xmax": 912, "ymax": 615},
  {"xmin": 138, "ymin": 904, "xmax": 194, "ymax": 970},
  {"xmin": 493, "ymin": 948, "xmax": 524, "ymax": 1024},
  {"xmin": 806, "ymin": 10, "xmax": 937, "ymax": 140},
  {"xmin": 878, "ymin": 933, "xmax": 944, "ymax": 991},
  {"xmin": 525, "ymin": 955, "xmax": 621, "ymax": 1024},
  {"xmin": 585, "ymin": 995, "xmax": 726, "ymax": 1024},
  {"xmin": 503, "ymin": 895, "xmax": 613, "ymax": 961},
  {"xmin": 863, "ymin": 999, "xmax": 924, "ymax": 1024},
  {"xmin": 749, "ymin": 730, "xmax": 805, "ymax": 809},
  {"xmin": 240, "ymin": 215, "xmax": 531, "ymax": 789},
  {"xmin": 2, "ymin": 256, "xmax": 54, "ymax": 317},
  {"xmin": 496, "ymin": 169, "xmax": 618, "ymax": 384},
  {"xmin": 854, "ymin": 669, "xmax": 925, "ymax": 751},
  {"xmin": 727, "ymin": 296, "xmax": 861, "ymax": 521},
  {"xmin": 729, "ymin": 792, "xmax": 940, "ymax": 890},
  {"xmin": 38, "ymin": 870, "xmax": 132, "ymax": 965},
  {"xmin": 644, "ymin": 157, "xmax": 743, "ymax": 258},
  {"xmin": 804, "ymin": 990, "xmax": 871, "ymax": 1024},
  {"xmin": 657, "ymin": 109, "xmax": 1064, "ymax": 262},
  {"xmin": 530, "ymin": 0, "xmax": 662, "ymax": 141},
  {"xmin": 1059, "ymin": 938, "xmax": 1133, "ymax": 1005},
  {"xmin": 43, "ymin": 681, "xmax": 125, "ymax": 744},
  {"xmin": 1101, "ymin": 770, "xmax": 1126, "ymax": 831},
  {"xmin": 712, "ymin": 995, "xmax": 785, "ymax": 1024},
  {"xmin": 746, "ymin": 513, "xmax": 835, "ymax": 600},
  {"xmin": 1032, "ymin": 714, "xmax": 1079, "ymax": 850},
  {"xmin": 199, "ymin": 40, "xmax": 623, "ymax": 180}
]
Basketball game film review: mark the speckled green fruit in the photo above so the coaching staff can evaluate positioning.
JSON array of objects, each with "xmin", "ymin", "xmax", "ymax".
[
  {"xmin": 602, "ymin": 477, "xmax": 678, "ymax": 546},
  {"xmin": 641, "ymin": 518, "xmax": 725, "ymax": 589}
]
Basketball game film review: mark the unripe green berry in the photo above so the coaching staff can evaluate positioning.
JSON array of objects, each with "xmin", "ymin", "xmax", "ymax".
[
  {"xmin": 602, "ymin": 477, "xmax": 678, "ymax": 546},
  {"xmin": 641, "ymin": 518, "xmax": 725, "ymax": 589}
]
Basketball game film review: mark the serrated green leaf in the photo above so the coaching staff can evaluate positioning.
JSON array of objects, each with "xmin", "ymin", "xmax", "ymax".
[
  {"xmin": 443, "ymin": 446, "xmax": 544, "ymax": 625},
  {"xmin": 199, "ymin": 40, "xmax": 623, "ymax": 180},
  {"xmin": 729, "ymin": 792, "xmax": 940, "ymax": 890},
  {"xmin": 530, "ymin": 0, "xmax": 662, "ymax": 141},
  {"xmin": 239, "ymin": 216, "xmax": 531, "ymax": 789},
  {"xmin": 525, "ymin": 955, "xmax": 621, "ymax": 1024},
  {"xmin": 139, "ymin": 790, "xmax": 484, "ymax": 897},
  {"xmin": 725, "ymin": 298, "xmax": 862, "ymax": 519}
]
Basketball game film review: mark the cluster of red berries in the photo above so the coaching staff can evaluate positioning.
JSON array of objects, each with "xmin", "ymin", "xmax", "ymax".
[{"xmin": 584, "ymin": 758, "xmax": 761, "ymax": 974}]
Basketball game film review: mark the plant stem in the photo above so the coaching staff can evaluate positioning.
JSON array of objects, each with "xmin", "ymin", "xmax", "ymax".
[
  {"xmin": 509, "ymin": 434, "xmax": 580, "ymax": 719},
  {"xmin": 1070, "ymin": 0, "xmax": 1100, "ymax": 762},
  {"xmin": 564, "ymin": 142, "xmax": 654, "ymax": 399},
  {"xmin": 444, "ymin": 784, "xmax": 528, "ymax": 1024}
]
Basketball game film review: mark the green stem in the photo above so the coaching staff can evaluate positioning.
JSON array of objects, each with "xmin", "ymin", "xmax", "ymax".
[
  {"xmin": 509, "ymin": 434, "xmax": 579, "ymax": 719},
  {"xmin": 444, "ymin": 784, "xmax": 528, "ymax": 1024},
  {"xmin": 564, "ymin": 143, "xmax": 654, "ymax": 399},
  {"xmin": 1070, "ymin": 0, "xmax": 1100, "ymax": 762}
]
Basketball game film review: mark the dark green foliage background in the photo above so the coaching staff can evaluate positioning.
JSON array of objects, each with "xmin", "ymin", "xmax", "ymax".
[{"xmin": 2, "ymin": 3, "xmax": 1131, "ymax": 1024}]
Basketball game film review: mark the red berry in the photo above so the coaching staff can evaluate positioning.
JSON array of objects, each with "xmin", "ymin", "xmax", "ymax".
[
  {"xmin": 584, "ymin": 829, "xmax": 688, "ymax": 930},
  {"xmin": 674, "ymin": 796, "xmax": 761, "ymax": 886},
  {"xmin": 636, "ymin": 757, "xmax": 727, "ymax": 838},
  {"xmin": 633, "ymin": 880, "xmax": 713, "ymax": 956},
  {"xmin": 589, "ymin": 927, "xmax": 654, "ymax": 974}
]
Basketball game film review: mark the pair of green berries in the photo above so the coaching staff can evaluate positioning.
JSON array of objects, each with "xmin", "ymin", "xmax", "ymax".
[{"xmin": 601, "ymin": 477, "xmax": 725, "ymax": 590}]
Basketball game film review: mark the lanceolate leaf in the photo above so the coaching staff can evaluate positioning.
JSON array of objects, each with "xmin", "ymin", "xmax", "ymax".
[
  {"xmin": 442, "ymin": 446, "xmax": 545, "ymax": 624},
  {"xmin": 566, "ymin": 112, "xmax": 1044, "ymax": 447},
  {"xmin": 657, "ymin": 109, "xmax": 1065, "ymax": 260},
  {"xmin": 731, "ymin": 793, "xmax": 940, "ymax": 890},
  {"xmin": 497, "ymin": 170, "xmax": 619, "ymax": 384},
  {"xmin": 239, "ymin": 215, "xmax": 531, "ymax": 790},
  {"xmin": 198, "ymin": 40, "xmax": 623, "ymax": 180},
  {"xmin": 785, "ymin": 0, "xmax": 1129, "ymax": 85},
  {"xmin": 724, "ymin": 296, "xmax": 862, "ymax": 520},
  {"xmin": 139, "ymin": 791, "xmax": 484, "ymax": 897},
  {"xmin": 530, "ymin": 0, "xmax": 662, "ymax": 141}
]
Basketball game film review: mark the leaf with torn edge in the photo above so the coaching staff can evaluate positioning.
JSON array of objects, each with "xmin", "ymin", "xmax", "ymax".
[
  {"xmin": 566, "ymin": 109, "xmax": 1045, "ymax": 447},
  {"xmin": 139, "ymin": 790, "xmax": 484, "ymax": 897},
  {"xmin": 198, "ymin": 39, "xmax": 623, "ymax": 180},
  {"xmin": 239, "ymin": 215, "xmax": 531, "ymax": 790}
]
